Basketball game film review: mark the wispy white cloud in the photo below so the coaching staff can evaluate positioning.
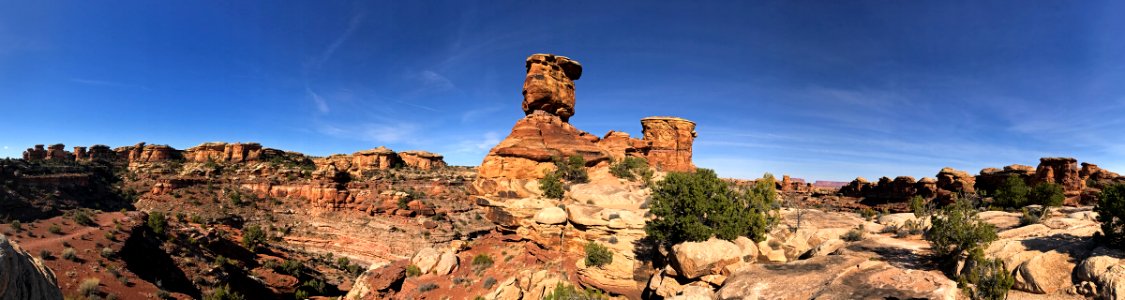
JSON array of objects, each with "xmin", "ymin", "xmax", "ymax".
[
  {"xmin": 310, "ymin": 12, "xmax": 364, "ymax": 69},
  {"xmin": 305, "ymin": 86, "xmax": 330, "ymax": 114}
]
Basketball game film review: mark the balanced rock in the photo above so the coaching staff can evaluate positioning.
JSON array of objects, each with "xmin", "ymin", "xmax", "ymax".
[
  {"xmin": 523, "ymin": 54, "xmax": 582, "ymax": 121},
  {"xmin": 534, "ymin": 206, "xmax": 567, "ymax": 225}
]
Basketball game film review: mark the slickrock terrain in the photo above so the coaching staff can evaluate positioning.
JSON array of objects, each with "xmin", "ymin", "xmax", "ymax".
[
  {"xmin": 1, "ymin": 235, "xmax": 63, "ymax": 300},
  {"xmin": 7, "ymin": 53, "xmax": 1125, "ymax": 300}
]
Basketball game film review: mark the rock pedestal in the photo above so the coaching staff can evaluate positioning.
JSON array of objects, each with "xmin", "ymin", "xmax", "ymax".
[{"xmin": 641, "ymin": 117, "xmax": 697, "ymax": 172}]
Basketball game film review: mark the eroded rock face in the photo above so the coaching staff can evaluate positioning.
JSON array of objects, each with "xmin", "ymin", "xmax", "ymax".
[
  {"xmin": 183, "ymin": 142, "xmax": 264, "ymax": 163},
  {"xmin": 641, "ymin": 117, "xmax": 697, "ymax": 173},
  {"xmin": 1035, "ymin": 157, "xmax": 1084, "ymax": 195},
  {"xmin": 976, "ymin": 164, "xmax": 1035, "ymax": 193},
  {"xmin": 0, "ymin": 235, "xmax": 64, "ymax": 300},
  {"xmin": 399, "ymin": 150, "xmax": 446, "ymax": 170},
  {"xmin": 476, "ymin": 111, "xmax": 611, "ymax": 197},
  {"xmin": 522, "ymin": 53, "xmax": 582, "ymax": 121}
]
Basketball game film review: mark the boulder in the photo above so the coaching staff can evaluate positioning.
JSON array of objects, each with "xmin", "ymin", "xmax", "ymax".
[
  {"xmin": 411, "ymin": 247, "xmax": 442, "ymax": 274},
  {"xmin": 432, "ymin": 251, "xmax": 458, "ymax": 276},
  {"xmin": 0, "ymin": 235, "xmax": 63, "ymax": 300},
  {"xmin": 803, "ymin": 238, "xmax": 845, "ymax": 258},
  {"xmin": 483, "ymin": 276, "xmax": 522, "ymax": 300},
  {"xmin": 717, "ymin": 255, "xmax": 957, "ymax": 300},
  {"xmin": 534, "ymin": 206, "xmax": 567, "ymax": 225},
  {"xmin": 671, "ymin": 238, "xmax": 742, "ymax": 279},
  {"xmin": 669, "ymin": 285, "xmax": 715, "ymax": 300},
  {"xmin": 1014, "ymin": 250, "xmax": 1076, "ymax": 294}
]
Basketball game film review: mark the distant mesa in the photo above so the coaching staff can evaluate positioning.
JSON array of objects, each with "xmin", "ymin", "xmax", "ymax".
[
  {"xmin": 475, "ymin": 53, "xmax": 697, "ymax": 197},
  {"xmin": 20, "ymin": 141, "xmax": 447, "ymax": 172},
  {"xmin": 837, "ymin": 157, "xmax": 1124, "ymax": 208}
]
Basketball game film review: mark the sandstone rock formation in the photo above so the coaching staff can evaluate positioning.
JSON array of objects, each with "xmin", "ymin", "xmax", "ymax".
[
  {"xmin": 0, "ymin": 235, "xmax": 64, "ymax": 300},
  {"xmin": 717, "ymin": 255, "xmax": 957, "ymax": 300},
  {"xmin": 21, "ymin": 145, "xmax": 46, "ymax": 161},
  {"xmin": 1035, "ymin": 157, "xmax": 1084, "ymax": 196},
  {"xmin": 399, "ymin": 150, "xmax": 447, "ymax": 170},
  {"xmin": 523, "ymin": 53, "xmax": 582, "ymax": 121},
  {"xmin": 476, "ymin": 54, "xmax": 696, "ymax": 197},
  {"xmin": 183, "ymin": 142, "xmax": 265, "ymax": 163},
  {"xmin": 640, "ymin": 117, "xmax": 697, "ymax": 172},
  {"xmin": 976, "ymin": 164, "xmax": 1036, "ymax": 193}
]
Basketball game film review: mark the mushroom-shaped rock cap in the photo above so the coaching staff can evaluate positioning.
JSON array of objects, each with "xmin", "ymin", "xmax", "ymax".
[
  {"xmin": 526, "ymin": 53, "xmax": 582, "ymax": 80},
  {"xmin": 523, "ymin": 54, "xmax": 583, "ymax": 121}
]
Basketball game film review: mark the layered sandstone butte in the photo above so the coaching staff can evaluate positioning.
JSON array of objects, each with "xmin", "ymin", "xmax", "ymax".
[
  {"xmin": 21, "ymin": 145, "xmax": 46, "ymax": 161},
  {"xmin": 114, "ymin": 142, "xmax": 180, "ymax": 163},
  {"xmin": 1034, "ymin": 157, "xmax": 1084, "ymax": 196},
  {"xmin": 476, "ymin": 53, "xmax": 696, "ymax": 197},
  {"xmin": 183, "ymin": 142, "xmax": 266, "ymax": 163},
  {"xmin": 641, "ymin": 117, "xmax": 697, "ymax": 172},
  {"xmin": 523, "ymin": 53, "xmax": 582, "ymax": 122},
  {"xmin": 0, "ymin": 235, "xmax": 64, "ymax": 300},
  {"xmin": 399, "ymin": 150, "xmax": 447, "ymax": 170}
]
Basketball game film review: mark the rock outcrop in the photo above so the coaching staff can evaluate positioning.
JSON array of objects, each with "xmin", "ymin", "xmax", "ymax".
[
  {"xmin": 399, "ymin": 151, "xmax": 446, "ymax": 170},
  {"xmin": 523, "ymin": 53, "xmax": 582, "ymax": 121},
  {"xmin": 716, "ymin": 255, "xmax": 957, "ymax": 300},
  {"xmin": 476, "ymin": 54, "xmax": 695, "ymax": 197},
  {"xmin": 1034, "ymin": 157, "xmax": 1084, "ymax": 196},
  {"xmin": 183, "ymin": 142, "xmax": 265, "ymax": 163},
  {"xmin": 0, "ymin": 235, "xmax": 64, "ymax": 300},
  {"xmin": 641, "ymin": 117, "xmax": 697, "ymax": 172}
]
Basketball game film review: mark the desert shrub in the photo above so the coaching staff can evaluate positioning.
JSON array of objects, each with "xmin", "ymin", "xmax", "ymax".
[
  {"xmin": 241, "ymin": 225, "xmax": 267, "ymax": 252},
  {"xmin": 147, "ymin": 211, "xmax": 167, "ymax": 236},
  {"xmin": 472, "ymin": 254, "xmax": 494, "ymax": 273},
  {"xmin": 406, "ymin": 265, "xmax": 422, "ymax": 277},
  {"xmin": 39, "ymin": 249, "xmax": 52, "ymax": 259},
  {"xmin": 293, "ymin": 290, "xmax": 308, "ymax": 300},
  {"xmin": 9, "ymin": 220, "xmax": 20, "ymax": 232},
  {"xmin": 609, "ymin": 157, "xmax": 653, "ymax": 183},
  {"xmin": 79, "ymin": 278, "xmax": 100, "ymax": 297},
  {"xmin": 417, "ymin": 282, "xmax": 438, "ymax": 292},
  {"xmin": 910, "ymin": 196, "xmax": 929, "ymax": 218},
  {"xmin": 841, "ymin": 225, "xmax": 865, "ymax": 242},
  {"xmin": 543, "ymin": 282, "xmax": 608, "ymax": 300},
  {"xmin": 48, "ymin": 224, "xmax": 63, "ymax": 235},
  {"xmin": 993, "ymin": 175, "xmax": 1029, "ymax": 208},
  {"xmin": 926, "ymin": 198, "xmax": 998, "ymax": 264},
  {"xmin": 584, "ymin": 241, "xmax": 613, "ymax": 267},
  {"xmin": 279, "ymin": 259, "xmax": 302, "ymax": 276},
  {"xmin": 62, "ymin": 247, "xmax": 78, "ymax": 261},
  {"xmin": 859, "ymin": 207, "xmax": 877, "ymax": 221},
  {"xmin": 1018, "ymin": 207, "xmax": 1043, "ymax": 226},
  {"xmin": 539, "ymin": 172, "xmax": 565, "ymax": 199},
  {"xmin": 1029, "ymin": 182, "xmax": 1065, "ymax": 207},
  {"xmin": 482, "ymin": 277, "xmax": 497, "ymax": 289},
  {"xmin": 959, "ymin": 249, "xmax": 1014, "ymax": 300},
  {"xmin": 554, "ymin": 155, "xmax": 589, "ymax": 183},
  {"xmin": 101, "ymin": 247, "xmax": 115, "ymax": 258},
  {"xmin": 72, "ymin": 209, "xmax": 96, "ymax": 227},
  {"xmin": 302, "ymin": 279, "xmax": 326, "ymax": 294},
  {"xmin": 214, "ymin": 255, "xmax": 230, "ymax": 268},
  {"xmin": 336, "ymin": 257, "xmax": 351, "ymax": 270},
  {"xmin": 1096, "ymin": 183, "xmax": 1125, "ymax": 249},
  {"xmin": 880, "ymin": 224, "xmax": 900, "ymax": 234},
  {"xmin": 204, "ymin": 284, "xmax": 246, "ymax": 300},
  {"xmin": 646, "ymin": 169, "xmax": 776, "ymax": 246}
]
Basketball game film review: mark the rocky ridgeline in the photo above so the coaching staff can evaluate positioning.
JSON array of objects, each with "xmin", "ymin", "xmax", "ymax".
[
  {"xmin": 474, "ymin": 53, "xmax": 697, "ymax": 198},
  {"xmin": 839, "ymin": 158, "xmax": 1124, "ymax": 208}
]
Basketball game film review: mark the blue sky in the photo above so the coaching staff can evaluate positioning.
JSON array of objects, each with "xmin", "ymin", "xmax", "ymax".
[{"xmin": 2, "ymin": 1, "xmax": 1124, "ymax": 181}]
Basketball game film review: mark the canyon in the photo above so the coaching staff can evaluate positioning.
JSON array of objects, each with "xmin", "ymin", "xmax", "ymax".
[{"xmin": 3, "ymin": 53, "xmax": 1125, "ymax": 300}]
